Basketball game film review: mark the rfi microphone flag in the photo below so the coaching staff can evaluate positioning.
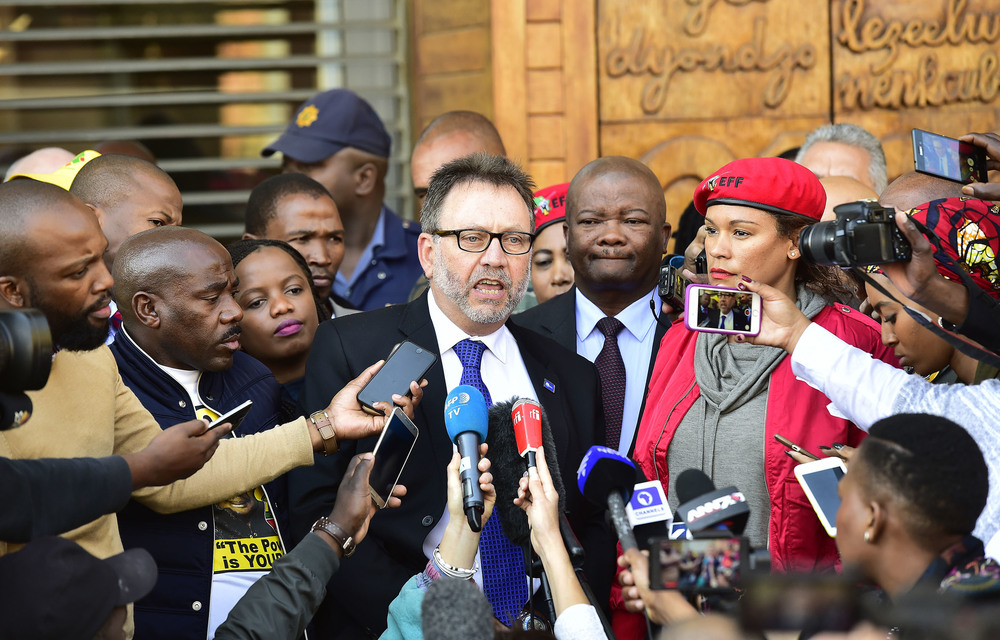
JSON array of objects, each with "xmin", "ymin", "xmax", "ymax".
[{"xmin": 511, "ymin": 398, "xmax": 542, "ymax": 467}]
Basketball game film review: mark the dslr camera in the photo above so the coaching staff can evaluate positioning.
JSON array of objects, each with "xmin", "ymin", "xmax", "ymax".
[
  {"xmin": 0, "ymin": 309, "xmax": 52, "ymax": 430},
  {"xmin": 798, "ymin": 200, "xmax": 911, "ymax": 268}
]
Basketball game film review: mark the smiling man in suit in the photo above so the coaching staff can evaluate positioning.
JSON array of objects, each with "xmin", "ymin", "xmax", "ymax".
[
  {"xmin": 513, "ymin": 156, "xmax": 670, "ymax": 456},
  {"xmin": 290, "ymin": 152, "xmax": 612, "ymax": 638}
]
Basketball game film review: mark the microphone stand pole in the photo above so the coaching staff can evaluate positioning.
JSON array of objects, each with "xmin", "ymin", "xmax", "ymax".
[{"xmin": 526, "ymin": 542, "xmax": 557, "ymax": 627}]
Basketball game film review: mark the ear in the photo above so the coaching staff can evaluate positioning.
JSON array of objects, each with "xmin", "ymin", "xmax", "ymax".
[
  {"xmin": 87, "ymin": 203, "xmax": 106, "ymax": 228},
  {"xmin": 355, "ymin": 162, "xmax": 377, "ymax": 197},
  {"xmin": 867, "ymin": 500, "xmax": 887, "ymax": 544},
  {"xmin": 786, "ymin": 230, "xmax": 801, "ymax": 260},
  {"xmin": 133, "ymin": 292, "xmax": 161, "ymax": 329},
  {"xmin": 242, "ymin": 232, "xmax": 258, "ymax": 240},
  {"xmin": 0, "ymin": 276, "xmax": 26, "ymax": 308},
  {"xmin": 417, "ymin": 233, "xmax": 436, "ymax": 280},
  {"xmin": 661, "ymin": 221, "xmax": 672, "ymax": 253}
]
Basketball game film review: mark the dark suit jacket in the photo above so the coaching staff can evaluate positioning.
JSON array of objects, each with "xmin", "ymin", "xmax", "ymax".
[
  {"xmin": 288, "ymin": 292, "xmax": 614, "ymax": 639},
  {"xmin": 701, "ymin": 307, "xmax": 750, "ymax": 331},
  {"xmin": 511, "ymin": 286, "xmax": 669, "ymax": 455}
]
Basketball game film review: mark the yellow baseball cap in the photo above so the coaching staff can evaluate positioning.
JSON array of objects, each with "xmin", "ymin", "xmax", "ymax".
[{"xmin": 8, "ymin": 150, "xmax": 102, "ymax": 190}]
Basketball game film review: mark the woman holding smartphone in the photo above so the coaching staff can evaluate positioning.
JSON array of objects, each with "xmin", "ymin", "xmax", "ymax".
[
  {"xmin": 629, "ymin": 158, "xmax": 898, "ymax": 592},
  {"xmin": 227, "ymin": 239, "xmax": 328, "ymax": 418}
]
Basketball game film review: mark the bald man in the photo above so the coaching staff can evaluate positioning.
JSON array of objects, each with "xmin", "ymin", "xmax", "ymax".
[
  {"xmin": 513, "ymin": 156, "xmax": 670, "ymax": 455},
  {"xmin": 69, "ymin": 153, "xmax": 183, "ymax": 271},
  {"xmin": 410, "ymin": 110, "xmax": 506, "ymax": 211},
  {"xmin": 0, "ymin": 181, "xmax": 378, "ymax": 638},
  {"xmin": 106, "ymin": 226, "xmax": 411, "ymax": 639},
  {"xmin": 879, "ymin": 170, "xmax": 965, "ymax": 213},
  {"xmin": 819, "ymin": 175, "xmax": 878, "ymax": 221}
]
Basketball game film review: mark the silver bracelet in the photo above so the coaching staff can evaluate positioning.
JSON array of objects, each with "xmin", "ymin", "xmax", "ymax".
[{"xmin": 432, "ymin": 545, "xmax": 478, "ymax": 580}]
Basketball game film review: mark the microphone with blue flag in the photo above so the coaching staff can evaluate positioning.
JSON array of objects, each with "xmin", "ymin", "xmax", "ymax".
[
  {"xmin": 444, "ymin": 385, "xmax": 489, "ymax": 532},
  {"xmin": 577, "ymin": 445, "xmax": 638, "ymax": 551}
]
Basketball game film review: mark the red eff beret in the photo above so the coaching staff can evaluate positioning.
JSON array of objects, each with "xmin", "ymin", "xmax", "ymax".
[
  {"xmin": 533, "ymin": 182, "xmax": 569, "ymax": 233},
  {"xmin": 693, "ymin": 157, "xmax": 826, "ymax": 221},
  {"xmin": 909, "ymin": 197, "xmax": 1000, "ymax": 300}
]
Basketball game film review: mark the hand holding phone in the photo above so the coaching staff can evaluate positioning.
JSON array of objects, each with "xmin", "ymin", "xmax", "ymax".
[{"xmin": 774, "ymin": 433, "xmax": 819, "ymax": 461}]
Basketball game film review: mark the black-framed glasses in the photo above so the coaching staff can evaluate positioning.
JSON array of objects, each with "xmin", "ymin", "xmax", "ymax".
[{"xmin": 433, "ymin": 229, "xmax": 536, "ymax": 255}]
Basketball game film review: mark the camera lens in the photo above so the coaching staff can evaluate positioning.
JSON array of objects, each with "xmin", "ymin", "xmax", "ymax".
[
  {"xmin": 798, "ymin": 222, "xmax": 840, "ymax": 267},
  {"xmin": 0, "ymin": 309, "xmax": 52, "ymax": 392}
]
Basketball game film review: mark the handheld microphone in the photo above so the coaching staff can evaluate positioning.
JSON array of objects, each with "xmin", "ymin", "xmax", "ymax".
[
  {"xmin": 486, "ymin": 397, "xmax": 565, "ymax": 547},
  {"xmin": 577, "ymin": 445, "xmax": 638, "ymax": 551},
  {"xmin": 421, "ymin": 577, "xmax": 494, "ymax": 640},
  {"xmin": 675, "ymin": 468, "xmax": 749, "ymax": 537},
  {"xmin": 443, "ymin": 385, "xmax": 489, "ymax": 532},
  {"xmin": 511, "ymin": 399, "xmax": 542, "ymax": 468}
]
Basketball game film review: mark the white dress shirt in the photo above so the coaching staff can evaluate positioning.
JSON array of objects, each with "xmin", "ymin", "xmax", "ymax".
[
  {"xmin": 421, "ymin": 288, "xmax": 537, "ymax": 585},
  {"xmin": 790, "ymin": 321, "xmax": 1000, "ymax": 555},
  {"xmin": 575, "ymin": 288, "xmax": 659, "ymax": 454}
]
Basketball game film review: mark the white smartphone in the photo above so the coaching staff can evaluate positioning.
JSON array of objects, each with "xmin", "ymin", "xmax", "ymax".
[
  {"xmin": 794, "ymin": 457, "xmax": 847, "ymax": 537},
  {"xmin": 684, "ymin": 284, "xmax": 761, "ymax": 336},
  {"xmin": 368, "ymin": 407, "xmax": 419, "ymax": 509}
]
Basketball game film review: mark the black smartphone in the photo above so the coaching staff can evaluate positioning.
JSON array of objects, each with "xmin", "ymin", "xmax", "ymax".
[
  {"xmin": 368, "ymin": 407, "xmax": 419, "ymax": 508},
  {"xmin": 356, "ymin": 340, "xmax": 437, "ymax": 416},
  {"xmin": 207, "ymin": 399, "xmax": 253, "ymax": 431},
  {"xmin": 649, "ymin": 537, "xmax": 745, "ymax": 593},
  {"xmin": 912, "ymin": 129, "xmax": 988, "ymax": 184}
]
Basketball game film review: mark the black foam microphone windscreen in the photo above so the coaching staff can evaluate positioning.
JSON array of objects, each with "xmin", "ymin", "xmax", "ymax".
[
  {"xmin": 486, "ymin": 397, "xmax": 564, "ymax": 547},
  {"xmin": 421, "ymin": 577, "xmax": 493, "ymax": 640},
  {"xmin": 675, "ymin": 468, "xmax": 717, "ymax": 505}
]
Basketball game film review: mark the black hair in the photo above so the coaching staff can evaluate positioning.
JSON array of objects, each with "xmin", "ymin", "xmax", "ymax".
[
  {"xmin": 772, "ymin": 211, "xmax": 860, "ymax": 302},
  {"xmin": 244, "ymin": 173, "xmax": 335, "ymax": 236},
  {"xmin": 858, "ymin": 414, "xmax": 988, "ymax": 544},
  {"xmin": 226, "ymin": 238, "xmax": 329, "ymax": 323}
]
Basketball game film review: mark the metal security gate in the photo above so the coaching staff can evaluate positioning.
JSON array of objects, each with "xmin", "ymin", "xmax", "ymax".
[{"xmin": 0, "ymin": 0, "xmax": 411, "ymax": 240}]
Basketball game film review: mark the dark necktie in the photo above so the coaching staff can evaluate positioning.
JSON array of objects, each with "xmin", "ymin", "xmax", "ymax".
[
  {"xmin": 719, "ymin": 314, "xmax": 728, "ymax": 330},
  {"xmin": 595, "ymin": 317, "xmax": 626, "ymax": 450},
  {"xmin": 452, "ymin": 338, "xmax": 528, "ymax": 625}
]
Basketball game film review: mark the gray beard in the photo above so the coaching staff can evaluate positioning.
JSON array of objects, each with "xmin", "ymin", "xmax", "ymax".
[{"xmin": 433, "ymin": 251, "xmax": 529, "ymax": 326}]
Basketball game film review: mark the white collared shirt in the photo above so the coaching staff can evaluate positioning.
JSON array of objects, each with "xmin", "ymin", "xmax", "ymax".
[
  {"xmin": 422, "ymin": 288, "xmax": 537, "ymax": 585},
  {"xmin": 575, "ymin": 287, "xmax": 658, "ymax": 454}
]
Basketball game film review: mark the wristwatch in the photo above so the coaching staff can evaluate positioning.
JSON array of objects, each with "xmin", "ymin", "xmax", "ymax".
[
  {"xmin": 312, "ymin": 516, "xmax": 356, "ymax": 557},
  {"xmin": 309, "ymin": 410, "xmax": 339, "ymax": 455}
]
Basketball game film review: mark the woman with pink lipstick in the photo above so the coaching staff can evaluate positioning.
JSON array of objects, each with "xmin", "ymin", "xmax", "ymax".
[
  {"xmin": 228, "ymin": 239, "xmax": 327, "ymax": 416},
  {"xmin": 629, "ymin": 158, "xmax": 899, "ymax": 584}
]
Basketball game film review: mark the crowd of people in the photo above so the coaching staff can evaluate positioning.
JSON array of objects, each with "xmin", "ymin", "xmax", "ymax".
[{"xmin": 1, "ymin": 84, "xmax": 1000, "ymax": 640}]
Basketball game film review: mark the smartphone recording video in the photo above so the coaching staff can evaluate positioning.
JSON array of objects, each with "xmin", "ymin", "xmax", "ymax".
[
  {"xmin": 684, "ymin": 284, "xmax": 761, "ymax": 336},
  {"xmin": 649, "ymin": 537, "xmax": 745, "ymax": 594},
  {"xmin": 912, "ymin": 129, "xmax": 988, "ymax": 184}
]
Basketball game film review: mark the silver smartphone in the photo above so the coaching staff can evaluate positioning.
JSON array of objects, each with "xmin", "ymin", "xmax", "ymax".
[{"xmin": 368, "ymin": 407, "xmax": 419, "ymax": 509}]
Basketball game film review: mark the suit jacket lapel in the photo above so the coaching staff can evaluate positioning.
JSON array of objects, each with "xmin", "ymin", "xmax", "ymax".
[{"xmin": 507, "ymin": 323, "xmax": 570, "ymax": 465}]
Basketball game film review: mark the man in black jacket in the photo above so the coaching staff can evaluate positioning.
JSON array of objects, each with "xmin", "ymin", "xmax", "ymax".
[
  {"xmin": 292, "ymin": 153, "xmax": 614, "ymax": 638},
  {"xmin": 513, "ymin": 156, "xmax": 670, "ymax": 455}
]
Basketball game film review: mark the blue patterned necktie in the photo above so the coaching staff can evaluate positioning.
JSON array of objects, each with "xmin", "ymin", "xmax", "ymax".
[{"xmin": 452, "ymin": 338, "xmax": 529, "ymax": 625}]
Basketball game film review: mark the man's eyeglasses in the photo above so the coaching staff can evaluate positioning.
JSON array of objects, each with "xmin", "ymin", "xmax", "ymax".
[{"xmin": 433, "ymin": 229, "xmax": 535, "ymax": 255}]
